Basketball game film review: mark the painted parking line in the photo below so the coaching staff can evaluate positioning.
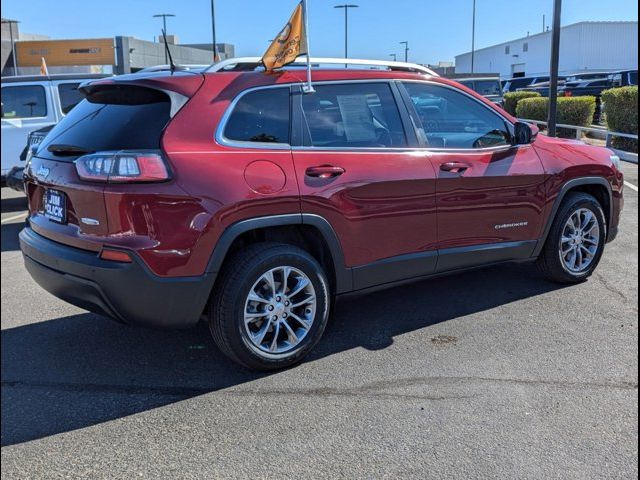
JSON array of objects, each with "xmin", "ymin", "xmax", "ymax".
[
  {"xmin": 624, "ymin": 181, "xmax": 639, "ymax": 192},
  {"xmin": 1, "ymin": 212, "xmax": 28, "ymax": 224}
]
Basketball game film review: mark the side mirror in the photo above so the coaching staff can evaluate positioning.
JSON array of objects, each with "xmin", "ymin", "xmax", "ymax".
[{"xmin": 513, "ymin": 121, "xmax": 534, "ymax": 145}]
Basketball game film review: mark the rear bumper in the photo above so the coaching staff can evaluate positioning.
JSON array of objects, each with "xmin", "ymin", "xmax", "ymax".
[{"xmin": 19, "ymin": 227, "xmax": 215, "ymax": 328}]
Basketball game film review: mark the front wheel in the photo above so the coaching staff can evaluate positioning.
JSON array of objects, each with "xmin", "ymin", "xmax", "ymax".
[
  {"xmin": 209, "ymin": 243, "xmax": 330, "ymax": 370},
  {"xmin": 537, "ymin": 192, "xmax": 606, "ymax": 284}
]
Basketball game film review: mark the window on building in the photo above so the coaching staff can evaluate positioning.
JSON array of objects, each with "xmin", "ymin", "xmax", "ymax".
[
  {"xmin": 57, "ymin": 83, "xmax": 83, "ymax": 114},
  {"xmin": 1, "ymin": 85, "xmax": 48, "ymax": 119},
  {"xmin": 403, "ymin": 82, "xmax": 511, "ymax": 149},
  {"xmin": 505, "ymin": 45, "xmax": 511, "ymax": 55},
  {"xmin": 223, "ymin": 88, "xmax": 290, "ymax": 144},
  {"xmin": 300, "ymin": 83, "xmax": 407, "ymax": 148},
  {"xmin": 523, "ymin": 42, "xmax": 529, "ymax": 52}
]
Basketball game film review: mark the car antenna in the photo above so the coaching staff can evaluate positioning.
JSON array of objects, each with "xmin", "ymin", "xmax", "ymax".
[{"xmin": 161, "ymin": 28, "xmax": 176, "ymax": 74}]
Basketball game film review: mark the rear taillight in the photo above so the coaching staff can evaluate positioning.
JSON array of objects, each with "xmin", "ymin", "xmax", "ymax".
[
  {"xmin": 564, "ymin": 91, "xmax": 572, "ymax": 97},
  {"xmin": 75, "ymin": 151, "xmax": 170, "ymax": 183}
]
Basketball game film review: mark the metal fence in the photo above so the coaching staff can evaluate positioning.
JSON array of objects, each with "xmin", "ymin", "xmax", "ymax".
[{"xmin": 519, "ymin": 118, "xmax": 638, "ymax": 164}]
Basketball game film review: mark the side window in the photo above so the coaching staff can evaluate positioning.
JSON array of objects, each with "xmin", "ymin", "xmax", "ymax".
[
  {"xmin": 57, "ymin": 83, "xmax": 83, "ymax": 114},
  {"xmin": 300, "ymin": 83, "xmax": 406, "ymax": 148},
  {"xmin": 1, "ymin": 85, "xmax": 47, "ymax": 119},
  {"xmin": 403, "ymin": 82, "xmax": 511, "ymax": 149},
  {"xmin": 223, "ymin": 88, "xmax": 290, "ymax": 144}
]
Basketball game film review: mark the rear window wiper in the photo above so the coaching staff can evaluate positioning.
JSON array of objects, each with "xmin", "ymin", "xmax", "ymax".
[{"xmin": 46, "ymin": 144, "xmax": 95, "ymax": 156}]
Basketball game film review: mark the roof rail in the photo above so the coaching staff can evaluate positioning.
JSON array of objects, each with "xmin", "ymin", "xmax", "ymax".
[{"xmin": 206, "ymin": 56, "xmax": 438, "ymax": 76}]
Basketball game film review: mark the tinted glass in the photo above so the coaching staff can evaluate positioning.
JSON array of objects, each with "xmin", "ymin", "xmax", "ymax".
[
  {"xmin": 404, "ymin": 82, "xmax": 511, "ymax": 149},
  {"xmin": 301, "ymin": 83, "xmax": 406, "ymax": 148},
  {"xmin": 224, "ymin": 88, "xmax": 290, "ymax": 144},
  {"xmin": 38, "ymin": 87, "xmax": 171, "ymax": 162},
  {"xmin": 629, "ymin": 71, "xmax": 638, "ymax": 85},
  {"xmin": 57, "ymin": 82, "xmax": 83, "ymax": 114},
  {"xmin": 1, "ymin": 85, "xmax": 47, "ymax": 118},
  {"xmin": 472, "ymin": 80, "xmax": 502, "ymax": 96}
]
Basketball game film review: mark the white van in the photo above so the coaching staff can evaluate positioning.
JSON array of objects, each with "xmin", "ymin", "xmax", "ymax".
[{"xmin": 1, "ymin": 74, "xmax": 108, "ymax": 186}]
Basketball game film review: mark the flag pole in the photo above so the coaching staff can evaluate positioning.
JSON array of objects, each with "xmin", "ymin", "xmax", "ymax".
[{"xmin": 301, "ymin": 0, "xmax": 314, "ymax": 93}]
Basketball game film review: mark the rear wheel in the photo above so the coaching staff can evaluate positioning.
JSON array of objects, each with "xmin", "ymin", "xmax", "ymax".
[
  {"xmin": 537, "ymin": 192, "xmax": 606, "ymax": 283},
  {"xmin": 209, "ymin": 243, "xmax": 330, "ymax": 370}
]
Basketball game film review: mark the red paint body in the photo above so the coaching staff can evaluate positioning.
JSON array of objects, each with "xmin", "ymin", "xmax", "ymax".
[{"xmin": 24, "ymin": 69, "xmax": 624, "ymax": 279}]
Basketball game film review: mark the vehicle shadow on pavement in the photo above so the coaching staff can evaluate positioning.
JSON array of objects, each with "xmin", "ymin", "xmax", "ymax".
[
  {"xmin": 1, "ymin": 263, "xmax": 565, "ymax": 446},
  {"xmin": 0, "ymin": 195, "xmax": 28, "ymax": 214},
  {"xmin": 2, "ymin": 222, "xmax": 24, "ymax": 252}
]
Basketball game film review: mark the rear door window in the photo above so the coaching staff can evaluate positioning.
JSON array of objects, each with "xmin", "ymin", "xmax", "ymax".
[
  {"xmin": 1, "ymin": 85, "xmax": 48, "ymax": 118},
  {"xmin": 37, "ymin": 85, "xmax": 171, "ymax": 161},
  {"xmin": 57, "ymin": 82, "xmax": 83, "ymax": 114},
  {"xmin": 223, "ymin": 88, "xmax": 290, "ymax": 144},
  {"xmin": 300, "ymin": 83, "xmax": 407, "ymax": 148}
]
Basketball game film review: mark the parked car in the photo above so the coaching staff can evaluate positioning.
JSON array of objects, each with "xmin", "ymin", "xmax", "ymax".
[
  {"xmin": 457, "ymin": 77, "xmax": 504, "ymax": 107},
  {"xmin": 516, "ymin": 76, "xmax": 567, "ymax": 97},
  {"xmin": 502, "ymin": 75, "xmax": 551, "ymax": 93},
  {"xmin": 607, "ymin": 69, "xmax": 638, "ymax": 88},
  {"xmin": 1, "ymin": 73, "xmax": 109, "ymax": 187},
  {"xmin": 19, "ymin": 58, "xmax": 624, "ymax": 370},
  {"xmin": 5, "ymin": 125, "xmax": 54, "ymax": 191}
]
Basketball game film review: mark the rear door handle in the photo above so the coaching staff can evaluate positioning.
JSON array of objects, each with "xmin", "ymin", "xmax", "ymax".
[
  {"xmin": 305, "ymin": 165, "xmax": 346, "ymax": 178},
  {"xmin": 440, "ymin": 162, "xmax": 470, "ymax": 173}
]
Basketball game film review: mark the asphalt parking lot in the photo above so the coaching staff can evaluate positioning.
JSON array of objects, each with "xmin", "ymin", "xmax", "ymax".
[{"xmin": 1, "ymin": 163, "xmax": 638, "ymax": 479}]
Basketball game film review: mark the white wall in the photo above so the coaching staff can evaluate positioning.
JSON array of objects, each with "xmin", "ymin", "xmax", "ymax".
[{"xmin": 455, "ymin": 22, "xmax": 638, "ymax": 79}]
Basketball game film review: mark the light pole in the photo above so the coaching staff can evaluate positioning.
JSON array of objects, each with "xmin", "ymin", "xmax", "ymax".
[
  {"xmin": 334, "ymin": 4, "xmax": 358, "ymax": 66},
  {"xmin": 210, "ymin": 0, "xmax": 218, "ymax": 62},
  {"xmin": 152, "ymin": 13, "xmax": 176, "ymax": 64},
  {"xmin": 400, "ymin": 41, "xmax": 409, "ymax": 62},
  {"xmin": 471, "ymin": 0, "xmax": 476, "ymax": 73},
  {"xmin": 389, "ymin": 53, "xmax": 397, "ymax": 61},
  {"xmin": 547, "ymin": 0, "xmax": 562, "ymax": 137},
  {"xmin": 2, "ymin": 19, "xmax": 20, "ymax": 75}
]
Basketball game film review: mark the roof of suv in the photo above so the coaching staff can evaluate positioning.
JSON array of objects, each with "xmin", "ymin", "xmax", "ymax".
[{"xmin": 1, "ymin": 73, "xmax": 110, "ymax": 83}]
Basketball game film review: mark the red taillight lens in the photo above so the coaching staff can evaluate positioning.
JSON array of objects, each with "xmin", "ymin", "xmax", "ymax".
[
  {"xmin": 564, "ymin": 91, "xmax": 572, "ymax": 97},
  {"xmin": 75, "ymin": 151, "xmax": 170, "ymax": 183},
  {"xmin": 99, "ymin": 249, "xmax": 132, "ymax": 263}
]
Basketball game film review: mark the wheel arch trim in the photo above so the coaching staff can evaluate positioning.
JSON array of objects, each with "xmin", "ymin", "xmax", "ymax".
[
  {"xmin": 205, "ymin": 213, "xmax": 353, "ymax": 293},
  {"xmin": 533, "ymin": 176, "xmax": 613, "ymax": 257}
]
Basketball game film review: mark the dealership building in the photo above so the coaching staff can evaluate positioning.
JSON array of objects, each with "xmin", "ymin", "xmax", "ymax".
[
  {"xmin": 455, "ymin": 21, "xmax": 638, "ymax": 79},
  {"xmin": 1, "ymin": 19, "xmax": 235, "ymax": 76}
]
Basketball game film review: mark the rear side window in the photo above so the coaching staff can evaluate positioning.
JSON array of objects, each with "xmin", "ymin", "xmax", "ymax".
[
  {"xmin": 37, "ymin": 85, "xmax": 171, "ymax": 162},
  {"xmin": 301, "ymin": 83, "xmax": 407, "ymax": 148},
  {"xmin": 1, "ymin": 85, "xmax": 47, "ymax": 118},
  {"xmin": 223, "ymin": 88, "xmax": 290, "ymax": 144},
  {"xmin": 57, "ymin": 82, "xmax": 83, "ymax": 114}
]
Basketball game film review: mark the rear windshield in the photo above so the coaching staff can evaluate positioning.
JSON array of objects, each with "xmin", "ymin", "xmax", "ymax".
[{"xmin": 37, "ymin": 85, "xmax": 171, "ymax": 161}]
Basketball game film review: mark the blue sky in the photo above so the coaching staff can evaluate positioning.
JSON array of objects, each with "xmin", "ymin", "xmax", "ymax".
[{"xmin": 2, "ymin": 0, "xmax": 638, "ymax": 64}]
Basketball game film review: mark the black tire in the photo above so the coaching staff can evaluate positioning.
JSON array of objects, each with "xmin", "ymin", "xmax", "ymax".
[
  {"xmin": 209, "ymin": 242, "xmax": 330, "ymax": 371},
  {"xmin": 536, "ymin": 192, "xmax": 607, "ymax": 284}
]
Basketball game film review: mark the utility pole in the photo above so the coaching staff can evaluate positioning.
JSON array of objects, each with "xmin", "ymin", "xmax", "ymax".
[
  {"xmin": 400, "ymin": 41, "xmax": 409, "ymax": 62},
  {"xmin": 2, "ymin": 19, "xmax": 19, "ymax": 75},
  {"xmin": 152, "ymin": 13, "xmax": 176, "ymax": 64},
  {"xmin": 334, "ymin": 4, "xmax": 359, "ymax": 67},
  {"xmin": 543, "ymin": 14, "xmax": 546, "ymax": 33},
  {"xmin": 210, "ymin": 0, "xmax": 218, "ymax": 62},
  {"xmin": 471, "ymin": 0, "xmax": 476, "ymax": 73},
  {"xmin": 547, "ymin": 0, "xmax": 562, "ymax": 137},
  {"xmin": 389, "ymin": 53, "xmax": 397, "ymax": 61}
]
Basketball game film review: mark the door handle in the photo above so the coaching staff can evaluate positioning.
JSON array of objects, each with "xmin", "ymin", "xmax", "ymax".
[
  {"xmin": 440, "ymin": 162, "xmax": 470, "ymax": 173},
  {"xmin": 305, "ymin": 165, "xmax": 346, "ymax": 179}
]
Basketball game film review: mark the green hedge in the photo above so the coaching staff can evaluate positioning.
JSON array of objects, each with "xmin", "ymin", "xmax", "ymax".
[
  {"xmin": 503, "ymin": 91, "xmax": 541, "ymax": 116},
  {"xmin": 516, "ymin": 96, "xmax": 597, "ymax": 138},
  {"xmin": 602, "ymin": 86, "xmax": 638, "ymax": 153}
]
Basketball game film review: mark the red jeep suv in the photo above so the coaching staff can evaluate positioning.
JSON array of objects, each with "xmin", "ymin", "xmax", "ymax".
[{"xmin": 19, "ymin": 58, "xmax": 624, "ymax": 370}]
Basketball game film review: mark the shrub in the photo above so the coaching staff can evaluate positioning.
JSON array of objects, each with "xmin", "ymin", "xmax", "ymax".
[
  {"xmin": 516, "ymin": 96, "xmax": 597, "ymax": 138},
  {"xmin": 503, "ymin": 91, "xmax": 541, "ymax": 116},
  {"xmin": 602, "ymin": 86, "xmax": 638, "ymax": 153}
]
